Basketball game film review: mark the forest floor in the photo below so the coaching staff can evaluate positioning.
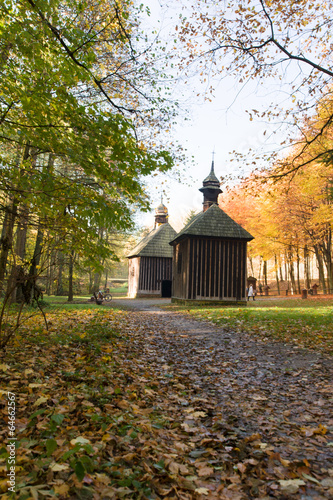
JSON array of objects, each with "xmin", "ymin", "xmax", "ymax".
[{"xmin": 0, "ymin": 297, "xmax": 332, "ymax": 499}]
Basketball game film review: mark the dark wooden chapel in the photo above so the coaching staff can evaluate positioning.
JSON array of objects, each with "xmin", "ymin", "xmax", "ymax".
[
  {"xmin": 169, "ymin": 161, "xmax": 254, "ymax": 304},
  {"xmin": 127, "ymin": 202, "xmax": 177, "ymax": 298}
]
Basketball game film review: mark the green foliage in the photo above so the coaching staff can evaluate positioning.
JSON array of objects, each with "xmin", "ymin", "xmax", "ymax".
[{"xmin": 0, "ymin": 0, "xmax": 179, "ymax": 276}]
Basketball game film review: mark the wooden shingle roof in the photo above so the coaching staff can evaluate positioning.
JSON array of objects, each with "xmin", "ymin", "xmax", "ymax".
[
  {"xmin": 169, "ymin": 203, "xmax": 254, "ymax": 244},
  {"xmin": 127, "ymin": 222, "xmax": 177, "ymax": 258}
]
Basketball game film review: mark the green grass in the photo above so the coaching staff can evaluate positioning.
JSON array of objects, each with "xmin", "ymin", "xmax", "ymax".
[
  {"xmin": 110, "ymin": 285, "xmax": 128, "ymax": 294},
  {"xmin": 164, "ymin": 297, "xmax": 333, "ymax": 354},
  {"xmin": 38, "ymin": 295, "xmax": 101, "ymax": 311}
]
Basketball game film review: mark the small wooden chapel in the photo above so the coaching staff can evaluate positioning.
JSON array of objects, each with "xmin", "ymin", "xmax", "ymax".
[
  {"xmin": 169, "ymin": 161, "xmax": 254, "ymax": 304},
  {"xmin": 127, "ymin": 202, "xmax": 177, "ymax": 298}
]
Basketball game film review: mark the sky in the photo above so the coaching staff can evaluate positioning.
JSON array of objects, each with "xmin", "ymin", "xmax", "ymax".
[{"xmin": 135, "ymin": 0, "xmax": 286, "ymax": 232}]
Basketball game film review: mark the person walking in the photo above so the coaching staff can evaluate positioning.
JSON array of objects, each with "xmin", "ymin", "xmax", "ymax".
[{"xmin": 247, "ymin": 284, "xmax": 255, "ymax": 301}]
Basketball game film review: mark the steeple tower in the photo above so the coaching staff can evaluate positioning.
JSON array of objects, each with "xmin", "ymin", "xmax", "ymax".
[
  {"xmin": 199, "ymin": 159, "xmax": 222, "ymax": 212},
  {"xmin": 154, "ymin": 197, "xmax": 168, "ymax": 227}
]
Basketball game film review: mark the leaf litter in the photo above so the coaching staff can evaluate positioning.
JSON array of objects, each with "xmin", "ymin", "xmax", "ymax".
[{"xmin": 0, "ymin": 304, "xmax": 332, "ymax": 499}]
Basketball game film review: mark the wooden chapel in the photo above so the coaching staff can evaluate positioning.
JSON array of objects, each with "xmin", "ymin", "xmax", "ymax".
[
  {"xmin": 127, "ymin": 202, "xmax": 177, "ymax": 298},
  {"xmin": 169, "ymin": 161, "xmax": 254, "ymax": 304}
]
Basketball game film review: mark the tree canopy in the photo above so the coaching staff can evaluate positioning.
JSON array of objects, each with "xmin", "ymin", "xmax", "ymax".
[
  {"xmin": 176, "ymin": 0, "xmax": 333, "ymax": 174},
  {"xmin": 0, "ymin": 0, "xmax": 180, "ymax": 304}
]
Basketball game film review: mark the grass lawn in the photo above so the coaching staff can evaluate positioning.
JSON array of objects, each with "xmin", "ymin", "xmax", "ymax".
[
  {"xmin": 164, "ymin": 296, "xmax": 333, "ymax": 355},
  {"xmin": 38, "ymin": 293, "xmax": 125, "ymax": 311}
]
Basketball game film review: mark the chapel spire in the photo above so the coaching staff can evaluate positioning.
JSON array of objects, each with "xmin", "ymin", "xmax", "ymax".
[
  {"xmin": 199, "ymin": 159, "xmax": 222, "ymax": 212},
  {"xmin": 154, "ymin": 197, "xmax": 168, "ymax": 227}
]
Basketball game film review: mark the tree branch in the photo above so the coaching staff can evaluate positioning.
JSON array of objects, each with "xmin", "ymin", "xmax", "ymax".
[{"xmin": 24, "ymin": 0, "xmax": 138, "ymax": 115}]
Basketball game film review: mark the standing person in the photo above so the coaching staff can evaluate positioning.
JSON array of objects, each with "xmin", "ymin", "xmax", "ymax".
[{"xmin": 248, "ymin": 284, "xmax": 255, "ymax": 301}]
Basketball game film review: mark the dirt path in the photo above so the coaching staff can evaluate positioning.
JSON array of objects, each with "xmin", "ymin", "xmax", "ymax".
[{"xmin": 112, "ymin": 298, "xmax": 333, "ymax": 499}]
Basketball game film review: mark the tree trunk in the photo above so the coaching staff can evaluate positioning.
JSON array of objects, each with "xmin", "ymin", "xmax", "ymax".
[
  {"xmin": 46, "ymin": 252, "xmax": 51, "ymax": 295},
  {"xmin": 56, "ymin": 251, "xmax": 64, "ymax": 296},
  {"xmin": 287, "ymin": 247, "xmax": 296, "ymax": 294},
  {"xmin": 274, "ymin": 254, "xmax": 280, "ymax": 295},
  {"xmin": 12, "ymin": 204, "xmax": 29, "ymax": 302},
  {"xmin": 68, "ymin": 250, "xmax": 75, "ymax": 302},
  {"xmin": 314, "ymin": 245, "xmax": 327, "ymax": 294},
  {"xmin": 304, "ymin": 246, "xmax": 311, "ymax": 289},
  {"xmin": 249, "ymin": 256, "xmax": 255, "ymax": 277},
  {"xmin": 0, "ymin": 200, "xmax": 16, "ymax": 294},
  {"xmin": 289, "ymin": 262, "xmax": 296, "ymax": 294},
  {"xmin": 104, "ymin": 268, "xmax": 108, "ymax": 290},
  {"xmin": 320, "ymin": 229, "xmax": 333, "ymax": 293},
  {"xmin": 46, "ymin": 250, "xmax": 56, "ymax": 295},
  {"xmin": 284, "ymin": 258, "xmax": 288, "ymax": 289},
  {"xmin": 263, "ymin": 260, "xmax": 268, "ymax": 286},
  {"xmin": 296, "ymin": 248, "xmax": 301, "ymax": 294},
  {"xmin": 88, "ymin": 270, "xmax": 93, "ymax": 294},
  {"xmin": 258, "ymin": 256, "xmax": 262, "ymax": 285},
  {"xmin": 26, "ymin": 224, "xmax": 44, "ymax": 302},
  {"xmin": 93, "ymin": 272, "xmax": 101, "ymax": 293}
]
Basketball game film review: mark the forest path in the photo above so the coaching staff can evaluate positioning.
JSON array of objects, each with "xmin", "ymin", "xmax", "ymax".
[{"xmin": 109, "ymin": 297, "xmax": 333, "ymax": 498}]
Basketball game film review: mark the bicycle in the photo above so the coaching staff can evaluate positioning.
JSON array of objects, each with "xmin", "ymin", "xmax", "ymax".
[
  {"xmin": 102, "ymin": 291, "xmax": 112, "ymax": 302},
  {"xmin": 92, "ymin": 290, "xmax": 112, "ymax": 304}
]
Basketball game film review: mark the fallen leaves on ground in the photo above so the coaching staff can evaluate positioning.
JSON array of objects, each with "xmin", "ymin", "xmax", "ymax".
[
  {"xmin": 172, "ymin": 297, "xmax": 333, "ymax": 355},
  {"xmin": 0, "ymin": 306, "xmax": 332, "ymax": 499}
]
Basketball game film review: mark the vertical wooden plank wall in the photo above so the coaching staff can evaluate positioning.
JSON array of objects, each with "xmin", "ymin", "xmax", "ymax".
[
  {"xmin": 138, "ymin": 257, "xmax": 172, "ymax": 292},
  {"xmin": 173, "ymin": 237, "xmax": 247, "ymax": 300}
]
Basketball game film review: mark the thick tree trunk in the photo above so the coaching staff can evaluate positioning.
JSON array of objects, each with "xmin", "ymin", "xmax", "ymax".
[
  {"xmin": 12, "ymin": 204, "xmax": 29, "ymax": 302},
  {"xmin": 93, "ymin": 272, "xmax": 101, "ymax": 293},
  {"xmin": 104, "ymin": 268, "xmax": 108, "ymax": 290},
  {"xmin": 5, "ymin": 144, "xmax": 33, "ymax": 302},
  {"xmin": 0, "ymin": 201, "xmax": 16, "ymax": 294}
]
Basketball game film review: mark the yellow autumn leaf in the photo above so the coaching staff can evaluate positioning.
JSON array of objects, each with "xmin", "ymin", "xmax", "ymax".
[
  {"xmin": 33, "ymin": 396, "xmax": 49, "ymax": 406},
  {"xmin": 195, "ymin": 487, "xmax": 210, "ymax": 495},
  {"xmin": 49, "ymin": 462, "xmax": 70, "ymax": 472},
  {"xmin": 54, "ymin": 483, "xmax": 70, "ymax": 495},
  {"xmin": 70, "ymin": 436, "xmax": 91, "ymax": 446}
]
